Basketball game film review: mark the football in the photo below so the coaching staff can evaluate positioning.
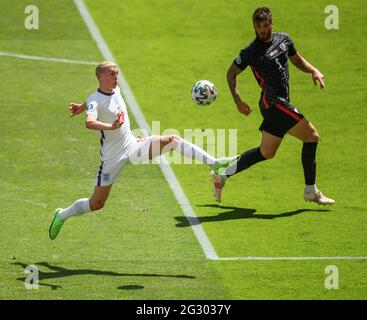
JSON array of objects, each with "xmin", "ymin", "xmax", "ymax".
[{"xmin": 191, "ymin": 80, "xmax": 217, "ymax": 106}]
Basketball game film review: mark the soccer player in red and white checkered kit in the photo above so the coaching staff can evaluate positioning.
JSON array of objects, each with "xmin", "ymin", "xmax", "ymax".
[{"xmin": 211, "ymin": 7, "xmax": 335, "ymax": 205}]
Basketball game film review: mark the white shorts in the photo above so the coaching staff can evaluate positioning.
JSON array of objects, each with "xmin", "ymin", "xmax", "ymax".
[{"xmin": 95, "ymin": 136, "xmax": 153, "ymax": 187}]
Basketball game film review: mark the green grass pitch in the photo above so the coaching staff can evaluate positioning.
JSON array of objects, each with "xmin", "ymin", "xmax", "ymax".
[{"xmin": 0, "ymin": 0, "xmax": 366, "ymax": 299}]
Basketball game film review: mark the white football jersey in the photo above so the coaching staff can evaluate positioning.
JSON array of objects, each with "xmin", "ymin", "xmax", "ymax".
[{"xmin": 86, "ymin": 86, "xmax": 136, "ymax": 161}]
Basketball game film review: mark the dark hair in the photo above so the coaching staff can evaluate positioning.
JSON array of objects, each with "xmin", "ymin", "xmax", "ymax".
[{"xmin": 252, "ymin": 7, "xmax": 272, "ymax": 23}]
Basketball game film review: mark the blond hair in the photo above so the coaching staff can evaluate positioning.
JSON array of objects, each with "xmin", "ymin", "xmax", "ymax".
[{"xmin": 95, "ymin": 61, "xmax": 117, "ymax": 75}]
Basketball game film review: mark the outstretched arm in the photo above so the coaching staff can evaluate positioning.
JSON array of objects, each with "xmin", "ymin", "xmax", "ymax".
[
  {"xmin": 289, "ymin": 53, "xmax": 325, "ymax": 89},
  {"xmin": 69, "ymin": 102, "xmax": 87, "ymax": 117},
  {"xmin": 227, "ymin": 63, "xmax": 252, "ymax": 116}
]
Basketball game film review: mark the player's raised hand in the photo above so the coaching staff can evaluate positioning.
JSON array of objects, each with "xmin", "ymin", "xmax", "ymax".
[
  {"xmin": 235, "ymin": 100, "xmax": 252, "ymax": 116},
  {"xmin": 70, "ymin": 102, "xmax": 86, "ymax": 117},
  {"xmin": 312, "ymin": 70, "xmax": 325, "ymax": 90},
  {"xmin": 112, "ymin": 112, "xmax": 124, "ymax": 129}
]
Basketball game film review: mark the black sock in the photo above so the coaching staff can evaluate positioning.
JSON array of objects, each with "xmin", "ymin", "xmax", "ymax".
[
  {"xmin": 225, "ymin": 147, "xmax": 266, "ymax": 177},
  {"xmin": 302, "ymin": 142, "xmax": 318, "ymax": 185}
]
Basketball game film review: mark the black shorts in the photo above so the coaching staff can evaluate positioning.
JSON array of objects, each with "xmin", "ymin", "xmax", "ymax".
[{"xmin": 258, "ymin": 94, "xmax": 304, "ymax": 138}]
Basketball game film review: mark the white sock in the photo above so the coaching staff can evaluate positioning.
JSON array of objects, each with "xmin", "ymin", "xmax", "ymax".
[
  {"xmin": 59, "ymin": 198, "xmax": 91, "ymax": 221},
  {"xmin": 305, "ymin": 184, "xmax": 317, "ymax": 193},
  {"xmin": 173, "ymin": 137, "xmax": 217, "ymax": 166}
]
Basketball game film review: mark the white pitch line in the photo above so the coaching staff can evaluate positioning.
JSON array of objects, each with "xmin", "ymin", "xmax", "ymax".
[
  {"xmin": 214, "ymin": 256, "xmax": 367, "ymax": 261},
  {"xmin": 0, "ymin": 51, "xmax": 98, "ymax": 66},
  {"xmin": 73, "ymin": 0, "xmax": 219, "ymax": 260}
]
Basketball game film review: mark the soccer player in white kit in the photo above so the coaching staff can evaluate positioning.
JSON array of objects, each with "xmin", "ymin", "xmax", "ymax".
[{"xmin": 49, "ymin": 61, "xmax": 237, "ymax": 240}]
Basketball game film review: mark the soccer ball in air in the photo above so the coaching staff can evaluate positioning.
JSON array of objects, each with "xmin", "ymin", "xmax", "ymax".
[{"xmin": 191, "ymin": 80, "xmax": 217, "ymax": 106}]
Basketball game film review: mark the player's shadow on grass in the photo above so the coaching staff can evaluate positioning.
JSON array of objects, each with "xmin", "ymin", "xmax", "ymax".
[
  {"xmin": 12, "ymin": 261, "xmax": 195, "ymax": 290},
  {"xmin": 174, "ymin": 205, "xmax": 330, "ymax": 227}
]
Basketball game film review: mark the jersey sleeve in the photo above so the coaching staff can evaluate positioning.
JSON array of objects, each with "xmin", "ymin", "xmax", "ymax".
[
  {"xmin": 287, "ymin": 35, "xmax": 297, "ymax": 57},
  {"xmin": 233, "ymin": 47, "xmax": 251, "ymax": 70},
  {"xmin": 86, "ymin": 97, "xmax": 98, "ymax": 117}
]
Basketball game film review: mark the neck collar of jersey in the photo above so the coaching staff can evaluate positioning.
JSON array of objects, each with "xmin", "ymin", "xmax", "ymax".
[{"xmin": 98, "ymin": 88, "xmax": 115, "ymax": 96}]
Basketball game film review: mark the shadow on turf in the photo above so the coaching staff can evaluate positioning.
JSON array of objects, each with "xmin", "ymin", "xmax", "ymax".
[
  {"xmin": 117, "ymin": 285, "xmax": 144, "ymax": 290},
  {"xmin": 174, "ymin": 205, "xmax": 330, "ymax": 227},
  {"xmin": 12, "ymin": 261, "xmax": 195, "ymax": 290}
]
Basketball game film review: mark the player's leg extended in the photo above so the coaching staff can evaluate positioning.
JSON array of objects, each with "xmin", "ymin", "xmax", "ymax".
[
  {"xmin": 89, "ymin": 185, "xmax": 113, "ymax": 211},
  {"xmin": 288, "ymin": 118, "xmax": 319, "ymax": 188},
  {"xmin": 223, "ymin": 130, "xmax": 282, "ymax": 177},
  {"xmin": 211, "ymin": 131, "xmax": 282, "ymax": 202},
  {"xmin": 49, "ymin": 185, "xmax": 112, "ymax": 240},
  {"xmin": 288, "ymin": 118, "xmax": 334, "ymax": 205},
  {"xmin": 148, "ymin": 135, "xmax": 238, "ymax": 170}
]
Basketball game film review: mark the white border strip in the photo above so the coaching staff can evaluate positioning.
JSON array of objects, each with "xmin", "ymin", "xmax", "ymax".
[
  {"xmin": 73, "ymin": 0, "xmax": 218, "ymax": 260},
  {"xmin": 0, "ymin": 51, "xmax": 98, "ymax": 65},
  {"xmin": 214, "ymin": 256, "xmax": 367, "ymax": 261}
]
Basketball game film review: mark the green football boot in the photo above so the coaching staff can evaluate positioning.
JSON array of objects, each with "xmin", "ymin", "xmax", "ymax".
[
  {"xmin": 49, "ymin": 208, "xmax": 64, "ymax": 240},
  {"xmin": 212, "ymin": 155, "xmax": 239, "ymax": 175}
]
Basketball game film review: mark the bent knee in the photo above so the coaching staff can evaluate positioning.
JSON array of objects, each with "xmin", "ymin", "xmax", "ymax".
[
  {"xmin": 311, "ymin": 131, "xmax": 320, "ymax": 142},
  {"xmin": 169, "ymin": 135, "xmax": 180, "ymax": 143},
  {"xmin": 90, "ymin": 199, "xmax": 105, "ymax": 211},
  {"xmin": 303, "ymin": 122, "xmax": 320, "ymax": 142},
  {"xmin": 163, "ymin": 135, "xmax": 180, "ymax": 148},
  {"xmin": 306, "ymin": 129, "xmax": 320, "ymax": 142},
  {"xmin": 260, "ymin": 148, "xmax": 276, "ymax": 160}
]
